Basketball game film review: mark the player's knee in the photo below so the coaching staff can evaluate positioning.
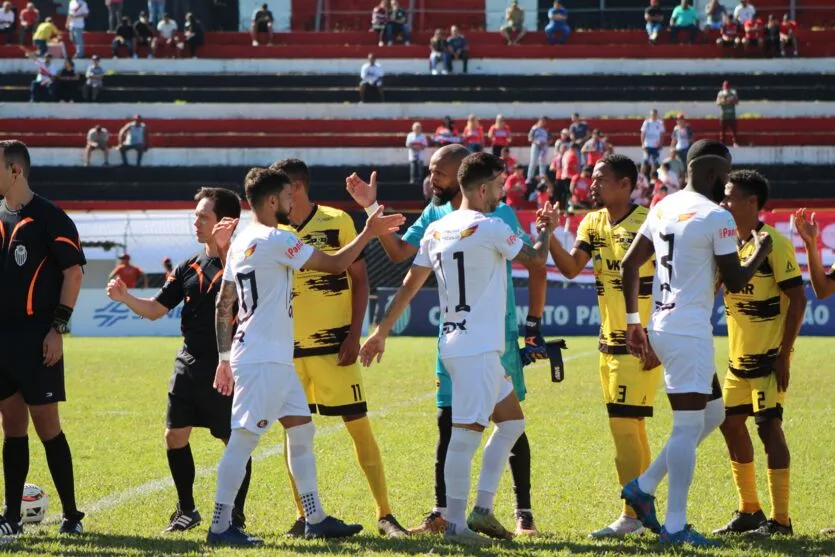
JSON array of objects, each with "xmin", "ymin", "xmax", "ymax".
[
  {"xmin": 494, "ymin": 418, "xmax": 525, "ymax": 441},
  {"xmin": 286, "ymin": 421, "xmax": 315, "ymax": 456},
  {"xmin": 719, "ymin": 414, "xmax": 747, "ymax": 437},
  {"xmin": 164, "ymin": 427, "xmax": 190, "ymax": 449},
  {"xmin": 28, "ymin": 404, "xmax": 61, "ymax": 441},
  {"xmin": 755, "ymin": 416, "xmax": 784, "ymax": 444},
  {"xmin": 0, "ymin": 395, "xmax": 29, "ymax": 437}
]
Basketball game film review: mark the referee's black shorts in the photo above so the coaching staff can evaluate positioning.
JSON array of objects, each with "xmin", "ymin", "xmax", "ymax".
[
  {"xmin": 0, "ymin": 318, "xmax": 66, "ymax": 405},
  {"xmin": 166, "ymin": 348, "xmax": 232, "ymax": 439}
]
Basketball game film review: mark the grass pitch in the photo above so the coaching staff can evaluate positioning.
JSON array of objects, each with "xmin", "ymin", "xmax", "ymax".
[{"xmin": 4, "ymin": 335, "xmax": 835, "ymax": 556}]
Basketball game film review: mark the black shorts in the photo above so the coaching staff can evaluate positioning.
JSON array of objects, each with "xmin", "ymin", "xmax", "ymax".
[
  {"xmin": 166, "ymin": 348, "xmax": 232, "ymax": 439},
  {"xmin": 255, "ymin": 21, "xmax": 271, "ymax": 33},
  {"xmin": 0, "ymin": 319, "xmax": 66, "ymax": 406}
]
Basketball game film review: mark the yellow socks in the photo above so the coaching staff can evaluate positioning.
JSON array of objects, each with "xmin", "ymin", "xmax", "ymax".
[
  {"xmin": 345, "ymin": 416, "xmax": 392, "ymax": 519},
  {"xmin": 731, "ymin": 460, "xmax": 761, "ymax": 514},
  {"xmin": 767, "ymin": 467, "xmax": 790, "ymax": 526},
  {"xmin": 609, "ymin": 417, "xmax": 649, "ymax": 519}
]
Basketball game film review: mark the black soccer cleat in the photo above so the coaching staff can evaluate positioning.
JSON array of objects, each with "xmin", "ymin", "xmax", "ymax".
[
  {"xmin": 748, "ymin": 518, "xmax": 793, "ymax": 537},
  {"xmin": 163, "ymin": 504, "xmax": 202, "ymax": 533},
  {"xmin": 231, "ymin": 507, "xmax": 246, "ymax": 530},
  {"xmin": 305, "ymin": 516, "xmax": 363, "ymax": 539},
  {"xmin": 285, "ymin": 516, "xmax": 306, "ymax": 537},
  {"xmin": 377, "ymin": 514, "xmax": 409, "ymax": 538},
  {"xmin": 58, "ymin": 511, "xmax": 85, "ymax": 535},
  {"xmin": 0, "ymin": 515, "xmax": 23, "ymax": 537},
  {"xmin": 206, "ymin": 525, "xmax": 263, "ymax": 546},
  {"xmin": 712, "ymin": 510, "xmax": 767, "ymax": 535}
]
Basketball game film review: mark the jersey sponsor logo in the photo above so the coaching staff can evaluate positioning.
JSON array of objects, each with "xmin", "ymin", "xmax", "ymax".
[
  {"xmin": 243, "ymin": 244, "xmax": 257, "ymax": 259},
  {"xmin": 441, "ymin": 320, "xmax": 467, "ymax": 334},
  {"xmin": 14, "ymin": 245, "xmax": 27, "ymax": 266},
  {"xmin": 286, "ymin": 239, "xmax": 305, "ymax": 259},
  {"xmin": 677, "ymin": 211, "xmax": 697, "ymax": 222},
  {"xmin": 432, "ymin": 225, "xmax": 480, "ymax": 241},
  {"xmin": 719, "ymin": 226, "xmax": 737, "ymax": 239},
  {"xmin": 256, "ymin": 419, "xmax": 268, "ymax": 429},
  {"xmin": 605, "ymin": 258, "xmax": 621, "ymax": 271},
  {"xmin": 506, "ymin": 234, "xmax": 518, "ymax": 246},
  {"xmin": 460, "ymin": 224, "xmax": 479, "ymax": 239},
  {"xmin": 786, "ymin": 260, "xmax": 795, "ymax": 272}
]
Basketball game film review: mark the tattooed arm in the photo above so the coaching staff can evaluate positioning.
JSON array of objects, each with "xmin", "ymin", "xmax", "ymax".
[
  {"xmin": 512, "ymin": 224, "xmax": 552, "ymax": 268},
  {"xmin": 213, "ymin": 279, "xmax": 237, "ymax": 396}
]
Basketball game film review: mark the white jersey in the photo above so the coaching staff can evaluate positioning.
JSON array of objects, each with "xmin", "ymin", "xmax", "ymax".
[
  {"xmin": 641, "ymin": 119, "xmax": 665, "ymax": 148},
  {"xmin": 413, "ymin": 210, "xmax": 524, "ymax": 359},
  {"xmin": 639, "ymin": 189, "xmax": 737, "ymax": 338},
  {"xmin": 223, "ymin": 223, "xmax": 314, "ymax": 367}
]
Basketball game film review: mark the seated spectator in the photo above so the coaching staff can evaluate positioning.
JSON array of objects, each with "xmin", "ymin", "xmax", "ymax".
[
  {"xmin": 358, "ymin": 53, "xmax": 384, "ymax": 102},
  {"xmin": 734, "ymin": 0, "xmax": 756, "ymax": 25},
  {"xmin": 152, "ymin": 13, "xmax": 179, "ymax": 58},
  {"xmin": 385, "ymin": 0, "xmax": 410, "ymax": 45},
  {"xmin": 182, "ymin": 12, "xmax": 204, "ymax": 58},
  {"xmin": 645, "ymin": 0, "xmax": 664, "ymax": 44},
  {"xmin": 658, "ymin": 161, "xmax": 680, "ymax": 192},
  {"xmin": 742, "ymin": 15, "xmax": 763, "ymax": 51},
  {"xmin": 650, "ymin": 185, "xmax": 669, "ymax": 207},
  {"xmin": 670, "ymin": 0, "xmax": 699, "ymax": 44},
  {"xmin": 29, "ymin": 52, "xmax": 56, "ymax": 102},
  {"xmin": 429, "ymin": 28, "xmax": 446, "ymax": 74},
  {"xmin": 32, "ymin": 16, "xmax": 60, "ymax": 56},
  {"xmin": 112, "ymin": 16, "xmax": 137, "ymax": 58},
  {"xmin": 569, "ymin": 112, "xmax": 589, "ymax": 155},
  {"xmin": 0, "ymin": 2, "xmax": 15, "ymax": 45},
  {"xmin": 488, "ymin": 115, "xmax": 512, "ymax": 156},
  {"xmin": 704, "ymin": 0, "xmax": 726, "ymax": 30},
  {"xmin": 504, "ymin": 164, "xmax": 528, "ymax": 208},
  {"xmin": 780, "ymin": 14, "xmax": 798, "ymax": 57},
  {"xmin": 545, "ymin": 1, "xmax": 570, "ymax": 45},
  {"xmin": 55, "ymin": 58, "xmax": 81, "ymax": 102},
  {"xmin": 405, "ymin": 121, "xmax": 428, "ymax": 186},
  {"xmin": 445, "ymin": 26, "xmax": 468, "ymax": 73},
  {"xmin": 570, "ymin": 166, "xmax": 593, "ymax": 210},
  {"xmin": 661, "ymin": 152, "xmax": 683, "ymax": 185},
  {"xmin": 462, "ymin": 114, "xmax": 483, "ymax": 153},
  {"xmin": 19, "ymin": 3, "xmax": 39, "ymax": 46},
  {"xmin": 251, "ymin": 3, "xmax": 273, "ymax": 46},
  {"xmin": 717, "ymin": 13, "xmax": 740, "ymax": 49},
  {"xmin": 581, "ymin": 129, "xmax": 606, "ymax": 167},
  {"xmin": 501, "ymin": 0, "xmax": 526, "ymax": 45},
  {"xmin": 433, "ymin": 116, "xmax": 461, "ymax": 145},
  {"xmin": 553, "ymin": 127, "xmax": 571, "ymax": 160},
  {"xmin": 83, "ymin": 54, "xmax": 104, "ymax": 101},
  {"xmin": 499, "ymin": 146, "xmax": 517, "ymax": 174},
  {"xmin": 764, "ymin": 14, "xmax": 780, "ymax": 56},
  {"xmin": 371, "ymin": 0, "xmax": 389, "ymax": 46},
  {"xmin": 119, "ymin": 115, "xmax": 149, "ymax": 166},
  {"xmin": 134, "ymin": 11, "xmax": 155, "ymax": 58},
  {"xmin": 85, "ymin": 124, "xmax": 109, "ymax": 166}
]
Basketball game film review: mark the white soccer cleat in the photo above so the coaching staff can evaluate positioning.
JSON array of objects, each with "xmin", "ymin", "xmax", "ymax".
[
  {"xmin": 588, "ymin": 515, "xmax": 645, "ymax": 539},
  {"xmin": 444, "ymin": 523, "xmax": 494, "ymax": 547}
]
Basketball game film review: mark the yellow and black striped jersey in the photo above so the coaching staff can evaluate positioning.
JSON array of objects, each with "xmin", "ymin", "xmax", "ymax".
[
  {"xmin": 724, "ymin": 223, "xmax": 803, "ymax": 377},
  {"xmin": 575, "ymin": 205, "xmax": 655, "ymax": 354}
]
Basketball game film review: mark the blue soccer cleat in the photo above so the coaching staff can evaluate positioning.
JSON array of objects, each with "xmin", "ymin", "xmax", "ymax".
[
  {"xmin": 206, "ymin": 525, "xmax": 264, "ymax": 546},
  {"xmin": 305, "ymin": 516, "xmax": 363, "ymax": 539},
  {"xmin": 519, "ymin": 335, "xmax": 548, "ymax": 366},
  {"xmin": 621, "ymin": 479, "xmax": 661, "ymax": 534},
  {"xmin": 659, "ymin": 524, "xmax": 720, "ymax": 547}
]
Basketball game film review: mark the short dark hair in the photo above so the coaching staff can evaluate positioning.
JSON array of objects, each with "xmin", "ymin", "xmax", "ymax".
[
  {"xmin": 194, "ymin": 187, "xmax": 242, "ymax": 220},
  {"xmin": 270, "ymin": 158, "xmax": 310, "ymax": 191},
  {"xmin": 244, "ymin": 167, "xmax": 291, "ymax": 209},
  {"xmin": 598, "ymin": 153, "xmax": 637, "ymax": 191},
  {"xmin": 728, "ymin": 169, "xmax": 770, "ymax": 209},
  {"xmin": 687, "ymin": 139, "xmax": 731, "ymax": 167},
  {"xmin": 457, "ymin": 152, "xmax": 504, "ymax": 192},
  {"xmin": 0, "ymin": 140, "xmax": 31, "ymax": 178}
]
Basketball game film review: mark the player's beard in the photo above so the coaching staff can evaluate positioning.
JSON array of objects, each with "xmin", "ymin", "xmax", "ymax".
[
  {"xmin": 432, "ymin": 185, "xmax": 458, "ymax": 206},
  {"xmin": 275, "ymin": 208, "xmax": 291, "ymax": 225}
]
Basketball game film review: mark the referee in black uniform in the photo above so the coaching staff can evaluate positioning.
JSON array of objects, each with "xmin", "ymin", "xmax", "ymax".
[
  {"xmin": 106, "ymin": 187, "xmax": 252, "ymax": 533},
  {"xmin": 0, "ymin": 140, "xmax": 86, "ymax": 535}
]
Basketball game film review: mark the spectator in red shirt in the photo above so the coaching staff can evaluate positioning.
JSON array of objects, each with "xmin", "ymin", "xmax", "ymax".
[
  {"xmin": 433, "ymin": 116, "xmax": 461, "ymax": 146},
  {"xmin": 742, "ymin": 16, "xmax": 763, "ymax": 51},
  {"xmin": 535, "ymin": 180, "xmax": 553, "ymax": 209},
  {"xmin": 780, "ymin": 14, "xmax": 798, "ymax": 56},
  {"xmin": 504, "ymin": 164, "xmax": 528, "ymax": 208},
  {"xmin": 650, "ymin": 185, "xmax": 669, "ymax": 207},
  {"xmin": 570, "ymin": 165, "xmax": 593, "ymax": 209},
  {"xmin": 371, "ymin": 0, "xmax": 389, "ymax": 46},
  {"xmin": 487, "ymin": 114, "xmax": 512, "ymax": 156},
  {"xmin": 499, "ymin": 146, "xmax": 517, "ymax": 174},
  {"xmin": 462, "ymin": 114, "xmax": 484, "ymax": 153},
  {"xmin": 581, "ymin": 129, "xmax": 606, "ymax": 167},
  {"xmin": 109, "ymin": 254, "xmax": 147, "ymax": 288},
  {"xmin": 717, "ymin": 13, "xmax": 740, "ymax": 49},
  {"xmin": 19, "ymin": 3, "xmax": 39, "ymax": 45}
]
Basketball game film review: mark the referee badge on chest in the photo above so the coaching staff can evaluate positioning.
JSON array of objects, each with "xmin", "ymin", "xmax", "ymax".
[{"xmin": 14, "ymin": 245, "xmax": 27, "ymax": 267}]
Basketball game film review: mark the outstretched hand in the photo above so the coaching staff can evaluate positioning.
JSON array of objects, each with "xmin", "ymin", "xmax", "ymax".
[
  {"xmin": 364, "ymin": 205, "xmax": 406, "ymax": 237},
  {"xmin": 346, "ymin": 171, "xmax": 379, "ymax": 209}
]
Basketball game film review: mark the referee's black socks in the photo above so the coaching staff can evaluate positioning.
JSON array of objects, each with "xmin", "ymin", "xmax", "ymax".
[
  {"xmin": 3, "ymin": 436, "xmax": 29, "ymax": 522},
  {"xmin": 167, "ymin": 444, "xmax": 196, "ymax": 512},
  {"xmin": 43, "ymin": 431, "xmax": 80, "ymax": 517},
  {"xmin": 509, "ymin": 432, "xmax": 532, "ymax": 511}
]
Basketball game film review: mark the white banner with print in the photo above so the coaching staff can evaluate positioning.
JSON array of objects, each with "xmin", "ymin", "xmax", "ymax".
[{"xmin": 72, "ymin": 289, "xmax": 182, "ymax": 337}]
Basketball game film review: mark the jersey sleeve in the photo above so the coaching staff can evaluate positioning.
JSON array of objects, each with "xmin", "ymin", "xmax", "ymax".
[
  {"xmin": 574, "ymin": 213, "xmax": 594, "ymax": 254},
  {"xmin": 710, "ymin": 209, "xmax": 738, "ymax": 256},
  {"xmin": 491, "ymin": 218, "xmax": 524, "ymax": 261},
  {"xmin": 494, "ymin": 204, "xmax": 532, "ymax": 246},
  {"xmin": 771, "ymin": 234, "xmax": 803, "ymax": 290},
  {"xmin": 638, "ymin": 209, "xmax": 655, "ymax": 241},
  {"xmin": 47, "ymin": 210, "xmax": 87, "ymax": 270},
  {"xmin": 274, "ymin": 229, "xmax": 315, "ymax": 271},
  {"xmin": 402, "ymin": 205, "xmax": 433, "ymax": 247},
  {"xmin": 338, "ymin": 212, "xmax": 365, "ymax": 261},
  {"xmin": 154, "ymin": 260, "xmax": 186, "ymax": 309},
  {"xmin": 412, "ymin": 225, "xmax": 434, "ymax": 269}
]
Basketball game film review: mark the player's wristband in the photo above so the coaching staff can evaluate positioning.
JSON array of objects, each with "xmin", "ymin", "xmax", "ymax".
[
  {"xmin": 52, "ymin": 304, "xmax": 73, "ymax": 333},
  {"xmin": 626, "ymin": 312, "xmax": 641, "ymax": 325},
  {"xmin": 364, "ymin": 201, "xmax": 380, "ymax": 216},
  {"xmin": 218, "ymin": 351, "xmax": 231, "ymax": 362}
]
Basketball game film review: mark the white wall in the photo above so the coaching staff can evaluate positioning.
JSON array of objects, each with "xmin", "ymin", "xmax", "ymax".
[
  {"xmin": 239, "ymin": 0, "xmax": 291, "ymax": 31},
  {"xmin": 486, "ymin": 0, "xmax": 539, "ymax": 31}
]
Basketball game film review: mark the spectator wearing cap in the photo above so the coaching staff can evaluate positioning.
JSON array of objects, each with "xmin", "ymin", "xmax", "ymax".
[
  {"xmin": 705, "ymin": 0, "xmax": 726, "ymax": 30},
  {"xmin": 359, "ymin": 53, "xmax": 384, "ymax": 102},
  {"xmin": 67, "ymin": 0, "xmax": 89, "ymax": 58},
  {"xmin": 717, "ymin": 12, "xmax": 740, "ymax": 50},
  {"xmin": 716, "ymin": 80, "xmax": 739, "ymax": 145},
  {"xmin": 462, "ymin": 115, "xmax": 484, "ymax": 153},
  {"xmin": 780, "ymin": 13, "xmax": 798, "ymax": 57},
  {"xmin": 19, "ymin": 3, "xmax": 39, "ymax": 45},
  {"xmin": 570, "ymin": 165, "xmax": 593, "ymax": 210},
  {"xmin": 119, "ymin": 115, "xmax": 149, "ymax": 166},
  {"xmin": 545, "ymin": 1, "xmax": 570, "ymax": 45},
  {"xmin": 488, "ymin": 115, "xmax": 512, "ymax": 156},
  {"xmin": 134, "ymin": 11, "xmax": 155, "ymax": 57},
  {"xmin": 385, "ymin": 0, "xmax": 410, "ymax": 45},
  {"xmin": 251, "ymin": 3, "xmax": 273, "ymax": 46},
  {"xmin": 0, "ymin": 2, "xmax": 14, "ymax": 45},
  {"xmin": 112, "ymin": 15, "xmax": 137, "ymax": 58},
  {"xmin": 499, "ymin": 146, "xmax": 517, "ymax": 174},
  {"xmin": 670, "ymin": 113, "xmax": 693, "ymax": 163},
  {"xmin": 640, "ymin": 108, "xmax": 665, "ymax": 174},
  {"xmin": 504, "ymin": 164, "xmax": 528, "ymax": 208},
  {"xmin": 644, "ymin": 0, "xmax": 664, "ymax": 44},
  {"xmin": 527, "ymin": 117, "xmax": 550, "ymax": 183},
  {"xmin": 152, "ymin": 13, "xmax": 178, "ymax": 58},
  {"xmin": 581, "ymin": 129, "xmax": 606, "ymax": 167},
  {"xmin": 106, "ymin": 0, "xmax": 124, "ymax": 32},
  {"xmin": 29, "ymin": 51, "xmax": 56, "ymax": 102},
  {"xmin": 429, "ymin": 28, "xmax": 446, "ymax": 74},
  {"xmin": 371, "ymin": 0, "xmax": 389, "ymax": 46},
  {"xmin": 734, "ymin": 0, "xmax": 756, "ymax": 25},
  {"xmin": 501, "ymin": 0, "xmax": 526, "ymax": 45},
  {"xmin": 670, "ymin": 0, "xmax": 699, "ymax": 44},
  {"xmin": 32, "ymin": 16, "xmax": 60, "ymax": 56},
  {"xmin": 83, "ymin": 54, "xmax": 104, "ymax": 100},
  {"xmin": 445, "ymin": 26, "xmax": 468, "ymax": 73},
  {"xmin": 183, "ymin": 12, "xmax": 204, "ymax": 58},
  {"xmin": 84, "ymin": 124, "xmax": 109, "ymax": 166},
  {"xmin": 110, "ymin": 254, "xmax": 147, "ymax": 288},
  {"xmin": 405, "ymin": 121, "xmax": 428, "ymax": 186},
  {"xmin": 163, "ymin": 257, "xmax": 174, "ymax": 279}
]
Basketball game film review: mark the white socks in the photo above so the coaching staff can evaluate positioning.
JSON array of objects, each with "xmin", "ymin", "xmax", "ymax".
[
  {"xmin": 700, "ymin": 397, "xmax": 725, "ymax": 442},
  {"xmin": 286, "ymin": 422, "xmax": 326, "ymax": 525},
  {"xmin": 475, "ymin": 419, "xmax": 525, "ymax": 512},
  {"xmin": 211, "ymin": 428, "xmax": 260, "ymax": 533},
  {"xmin": 664, "ymin": 409, "xmax": 705, "ymax": 534},
  {"xmin": 444, "ymin": 427, "xmax": 482, "ymax": 529}
]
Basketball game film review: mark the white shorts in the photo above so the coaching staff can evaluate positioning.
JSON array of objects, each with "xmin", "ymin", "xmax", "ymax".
[
  {"xmin": 231, "ymin": 363, "xmax": 311, "ymax": 435},
  {"xmin": 648, "ymin": 330, "xmax": 715, "ymax": 395},
  {"xmin": 441, "ymin": 351, "xmax": 515, "ymax": 427}
]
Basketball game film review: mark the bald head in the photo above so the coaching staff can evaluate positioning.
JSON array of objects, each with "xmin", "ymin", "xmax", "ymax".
[
  {"xmin": 428, "ymin": 144, "xmax": 470, "ymax": 206},
  {"xmin": 431, "ymin": 144, "xmax": 469, "ymax": 168}
]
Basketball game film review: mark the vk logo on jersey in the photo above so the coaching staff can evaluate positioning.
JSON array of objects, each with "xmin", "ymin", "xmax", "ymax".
[{"xmin": 442, "ymin": 320, "xmax": 467, "ymax": 334}]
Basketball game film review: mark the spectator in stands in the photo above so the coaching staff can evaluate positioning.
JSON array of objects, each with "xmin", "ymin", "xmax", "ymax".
[
  {"xmin": 741, "ymin": 13, "xmax": 762, "ymax": 52},
  {"xmin": 32, "ymin": 16, "xmax": 60, "ymax": 56},
  {"xmin": 581, "ymin": 129, "xmax": 605, "ymax": 167},
  {"xmin": 640, "ymin": 108, "xmax": 665, "ymax": 174},
  {"xmin": 371, "ymin": 0, "xmax": 389, "ymax": 46},
  {"xmin": 734, "ymin": 0, "xmax": 756, "ymax": 25},
  {"xmin": 545, "ymin": 1, "xmax": 570, "ymax": 45},
  {"xmin": 501, "ymin": 0, "xmax": 526, "ymax": 45},
  {"xmin": 560, "ymin": 141, "xmax": 580, "ymax": 187},
  {"xmin": 570, "ymin": 165, "xmax": 593, "ymax": 210},
  {"xmin": 569, "ymin": 112, "xmax": 589, "ymax": 158},
  {"xmin": 445, "ymin": 25, "xmax": 469, "ymax": 73},
  {"xmin": 19, "ymin": 3, "xmax": 39, "ymax": 45},
  {"xmin": 83, "ymin": 54, "xmax": 104, "ymax": 101},
  {"xmin": 106, "ymin": 0, "xmax": 124, "ymax": 32},
  {"xmin": 119, "ymin": 115, "xmax": 149, "ymax": 166},
  {"xmin": 660, "ymin": 151, "xmax": 683, "ymax": 185},
  {"xmin": 153, "ymin": 13, "xmax": 178, "ymax": 58},
  {"xmin": 670, "ymin": 113, "xmax": 693, "ymax": 162},
  {"xmin": 633, "ymin": 162, "xmax": 652, "ymax": 206},
  {"xmin": 28, "ymin": 51, "xmax": 55, "ymax": 102},
  {"xmin": 499, "ymin": 146, "xmax": 517, "ymax": 174},
  {"xmin": 780, "ymin": 13, "xmax": 798, "ymax": 57},
  {"xmin": 534, "ymin": 179, "xmax": 553, "ymax": 209},
  {"xmin": 433, "ymin": 116, "xmax": 460, "ymax": 145},
  {"xmin": 385, "ymin": 0, "xmax": 410, "ymax": 45},
  {"xmin": 553, "ymin": 127, "xmax": 571, "ymax": 160},
  {"xmin": 644, "ymin": 0, "xmax": 664, "ymax": 44},
  {"xmin": 422, "ymin": 174, "xmax": 433, "ymax": 201},
  {"xmin": 163, "ymin": 256, "xmax": 174, "ymax": 279},
  {"xmin": 110, "ymin": 254, "xmax": 147, "ymax": 288},
  {"xmin": 0, "ymin": 2, "xmax": 15, "ymax": 45},
  {"xmin": 55, "ymin": 58, "xmax": 81, "ymax": 102},
  {"xmin": 650, "ymin": 185, "xmax": 668, "ymax": 207},
  {"xmin": 182, "ymin": 12, "xmax": 204, "ymax": 58},
  {"xmin": 148, "ymin": 0, "xmax": 165, "ymax": 27},
  {"xmin": 717, "ymin": 80, "xmax": 739, "ymax": 145},
  {"xmin": 488, "ymin": 114, "xmax": 512, "ymax": 156},
  {"xmin": 504, "ymin": 164, "xmax": 528, "ymax": 208},
  {"xmin": 134, "ymin": 11, "xmax": 155, "ymax": 58},
  {"xmin": 527, "ymin": 117, "xmax": 549, "ymax": 183},
  {"xmin": 764, "ymin": 14, "xmax": 780, "ymax": 56},
  {"xmin": 717, "ymin": 12, "xmax": 740, "ymax": 50},
  {"xmin": 67, "ymin": 0, "xmax": 88, "ymax": 59},
  {"xmin": 251, "ymin": 3, "xmax": 273, "ymax": 46},
  {"xmin": 429, "ymin": 28, "xmax": 446, "ymax": 74},
  {"xmin": 84, "ymin": 124, "xmax": 109, "ymax": 166},
  {"xmin": 705, "ymin": 0, "xmax": 726, "ymax": 29},
  {"xmin": 462, "ymin": 115, "xmax": 484, "ymax": 153},
  {"xmin": 359, "ymin": 53, "xmax": 384, "ymax": 102},
  {"xmin": 658, "ymin": 161, "xmax": 680, "ymax": 192},
  {"xmin": 112, "ymin": 16, "xmax": 137, "ymax": 58},
  {"xmin": 670, "ymin": 0, "xmax": 699, "ymax": 44},
  {"xmin": 405, "ymin": 121, "xmax": 428, "ymax": 186}
]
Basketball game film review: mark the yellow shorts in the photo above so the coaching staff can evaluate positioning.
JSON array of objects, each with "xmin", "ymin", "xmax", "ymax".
[
  {"xmin": 599, "ymin": 353, "xmax": 661, "ymax": 418},
  {"xmin": 723, "ymin": 370, "xmax": 785, "ymax": 422},
  {"xmin": 293, "ymin": 353, "xmax": 367, "ymax": 416}
]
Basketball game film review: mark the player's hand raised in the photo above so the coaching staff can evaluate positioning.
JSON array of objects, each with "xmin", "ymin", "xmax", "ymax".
[
  {"xmin": 106, "ymin": 277, "xmax": 128, "ymax": 302},
  {"xmin": 752, "ymin": 229, "xmax": 773, "ymax": 257},
  {"xmin": 212, "ymin": 217, "xmax": 239, "ymax": 252},
  {"xmin": 364, "ymin": 205, "xmax": 406, "ymax": 237},
  {"xmin": 626, "ymin": 323, "xmax": 649, "ymax": 362},
  {"xmin": 346, "ymin": 171, "xmax": 379, "ymax": 209},
  {"xmin": 213, "ymin": 361, "xmax": 234, "ymax": 396},
  {"xmin": 794, "ymin": 208, "xmax": 818, "ymax": 246},
  {"xmin": 359, "ymin": 330, "xmax": 387, "ymax": 367},
  {"xmin": 536, "ymin": 201, "xmax": 559, "ymax": 230}
]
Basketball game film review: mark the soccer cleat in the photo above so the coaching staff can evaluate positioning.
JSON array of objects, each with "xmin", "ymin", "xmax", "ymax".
[
  {"xmin": 206, "ymin": 525, "xmax": 263, "ymax": 546},
  {"xmin": 444, "ymin": 522, "xmax": 494, "ymax": 547},
  {"xmin": 514, "ymin": 510, "xmax": 539, "ymax": 537},
  {"xmin": 748, "ymin": 518, "xmax": 793, "ymax": 537},
  {"xmin": 0, "ymin": 515, "xmax": 23, "ymax": 537},
  {"xmin": 408, "ymin": 511, "xmax": 448, "ymax": 535},
  {"xmin": 467, "ymin": 507, "xmax": 514, "ymax": 540},
  {"xmin": 621, "ymin": 479, "xmax": 661, "ymax": 534},
  {"xmin": 58, "ymin": 511, "xmax": 85, "ymax": 535},
  {"xmin": 588, "ymin": 514, "xmax": 645, "ymax": 539},
  {"xmin": 519, "ymin": 335, "xmax": 548, "ymax": 366},
  {"xmin": 285, "ymin": 516, "xmax": 306, "ymax": 537},
  {"xmin": 231, "ymin": 507, "xmax": 246, "ymax": 530},
  {"xmin": 659, "ymin": 524, "xmax": 719, "ymax": 547},
  {"xmin": 712, "ymin": 509, "xmax": 766, "ymax": 535},
  {"xmin": 163, "ymin": 505, "xmax": 202, "ymax": 533},
  {"xmin": 304, "ymin": 516, "xmax": 363, "ymax": 539},
  {"xmin": 377, "ymin": 514, "xmax": 409, "ymax": 538}
]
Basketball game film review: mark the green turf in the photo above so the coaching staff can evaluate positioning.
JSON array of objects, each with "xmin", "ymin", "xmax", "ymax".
[{"xmin": 3, "ymin": 335, "xmax": 834, "ymax": 556}]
